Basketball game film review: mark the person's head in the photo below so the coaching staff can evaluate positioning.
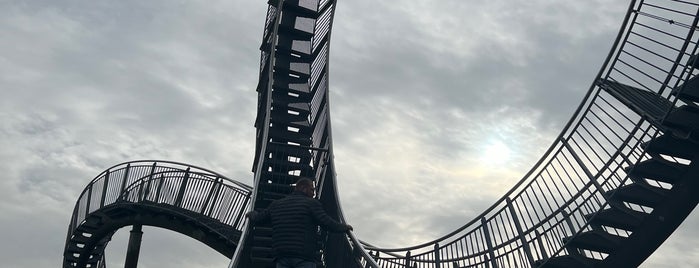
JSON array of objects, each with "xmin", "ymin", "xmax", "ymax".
[{"xmin": 295, "ymin": 178, "xmax": 315, "ymax": 198}]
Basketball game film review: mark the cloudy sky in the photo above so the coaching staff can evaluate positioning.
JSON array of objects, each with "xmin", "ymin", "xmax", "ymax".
[{"xmin": 1, "ymin": 0, "xmax": 698, "ymax": 267}]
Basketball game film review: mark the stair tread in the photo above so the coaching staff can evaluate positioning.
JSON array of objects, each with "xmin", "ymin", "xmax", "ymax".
[
  {"xmin": 627, "ymin": 158, "xmax": 687, "ymax": 184},
  {"xmin": 535, "ymin": 254, "xmax": 602, "ymax": 268},
  {"xmin": 586, "ymin": 207, "xmax": 646, "ymax": 231},
  {"xmin": 268, "ymin": 0, "xmax": 320, "ymax": 18},
  {"xmin": 607, "ymin": 182, "xmax": 668, "ymax": 207},
  {"xmin": 565, "ymin": 230, "xmax": 625, "ymax": 253},
  {"xmin": 664, "ymin": 105, "xmax": 699, "ymax": 134},
  {"xmin": 673, "ymin": 74, "xmax": 699, "ymax": 103},
  {"xmin": 643, "ymin": 134, "xmax": 699, "ymax": 160},
  {"xmin": 598, "ymin": 79, "xmax": 674, "ymax": 123}
]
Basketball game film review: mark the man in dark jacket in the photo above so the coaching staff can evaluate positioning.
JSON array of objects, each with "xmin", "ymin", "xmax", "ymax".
[{"xmin": 246, "ymin": 178, "xmax": 353, "ymax": 268}]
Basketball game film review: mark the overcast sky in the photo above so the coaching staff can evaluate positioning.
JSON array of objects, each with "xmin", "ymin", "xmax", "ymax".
[{"xmin": 1, "ymin": 0, "xmax": 698, "ymax": 267}]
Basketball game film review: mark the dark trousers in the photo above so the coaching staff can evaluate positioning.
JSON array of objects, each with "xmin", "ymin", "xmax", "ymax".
[{"xmin": 276, "ymin": 257, "xmax": 316, "ymax": 268}]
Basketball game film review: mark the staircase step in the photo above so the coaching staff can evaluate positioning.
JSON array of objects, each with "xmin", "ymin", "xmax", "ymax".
[
  {"xmin": 606, "ymin": 182, "xmax": 669, "ymax": 208},
  {"xmin": 274, "ymin": 36, "xmax": 312, "ymax": 59},
  {"xmin": 586, "ymin": 207, "xmax": 646, "ymax": 231},
  {"xmin": 663, "ymin": 105, "xmax": 699, "ymax": 137},
  {"xmin": 535, "ymin": 254, "xmax": 602, "ymax": 268},
  {"xmin": 643, "ymin": 134, "xmax": 699, "ymax": 160},
  {"xmin": 673, "ymin": 74, "xmax": 699, "ymax": 103},
  {"xmin": 257, "ymin": 181, "xmax": 294, "ymax": 195},
  {"xmin": 262, "ymin": 158, "xmax": 313, "ymax": 174},
  {"xmin": 254, "ymin": 226, "xmax": 274, "ymax": 236},
  {"xmin": 564, "ymin": 230, "xmax": 624, "ymax": 254},
  {"xmin": 251, "ymin": 256, "xmax": 276, "ymax": 266},
  {"xmin": 626, "ymin": 158, "xmax": 687, "ymax": 185},
  {"xmin": 278, "ymin": 20, "xmax": 314, "ymax": 40},
  {"xmin": 268, "ymin": 126, "xmax": 311, "ymax": 144},
  {"xmin": 274, "ymin": 53, "xmax": 311, "ymax": 78},
  {"xmin": 268, "ymin": 0, "xmax": 320, "ymax": 18},
  {"xmin": 252, "ymin": 246, "xmax": 274, "ymax": 257},
  {"xmin": 598, "ymin": 79, "xmax": 674, "ymax": 122}
]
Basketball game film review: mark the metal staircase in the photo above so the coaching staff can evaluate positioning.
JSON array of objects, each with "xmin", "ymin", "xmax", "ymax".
[
  {"xmin": 362, "ymin": 0, "xmax": 699, "ymax": 267},
  {"xmin": 63, "ymin": 0, "xmax": 699, "ymax": 267},
  {"xmin": 62, "ymin": 161, "xmax": 252, "ymax": 268},
  {"xmin": 230, "ymin": 0, "xmax": 377, "ymax": 267}
]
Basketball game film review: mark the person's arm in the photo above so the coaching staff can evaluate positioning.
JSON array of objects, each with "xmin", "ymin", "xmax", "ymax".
[
  {"xmin": 309, "ymin": 199, "xmax": 352, "ymax": 232},
  {"xmin": 246, "ymin": 208, "xmax": 271, "ymax": 224}
]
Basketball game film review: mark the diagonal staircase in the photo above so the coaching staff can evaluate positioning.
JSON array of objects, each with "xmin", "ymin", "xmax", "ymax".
[{"xmin": 540, "ymin": 75, "xmax": 699, "ymax": 267}]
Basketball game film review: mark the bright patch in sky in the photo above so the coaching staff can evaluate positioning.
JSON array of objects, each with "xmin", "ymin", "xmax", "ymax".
[{"xmin": 480, "ymin": 140, "xmax": 511, "ymax": 166}]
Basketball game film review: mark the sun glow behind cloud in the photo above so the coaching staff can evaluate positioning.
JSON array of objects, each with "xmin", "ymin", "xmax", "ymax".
[{"xmin": 479, "ymin": 139, "xmax": 512, "ymax": 167}]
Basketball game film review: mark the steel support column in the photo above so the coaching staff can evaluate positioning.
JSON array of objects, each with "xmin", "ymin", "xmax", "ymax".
[{"xmin": 124, "ymin": 224, "xmax": 143, "ymax": 268}]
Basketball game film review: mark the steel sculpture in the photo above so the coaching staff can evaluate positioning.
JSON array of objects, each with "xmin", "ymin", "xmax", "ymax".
[{"xmin": 64, "ymin": 0, "xmax": 699, "ymax": 267}]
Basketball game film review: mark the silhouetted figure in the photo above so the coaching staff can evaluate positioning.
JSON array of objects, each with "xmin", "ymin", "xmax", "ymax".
[{"xmin": 246, "ymin": 178, "xmax": 353, "ymax": 268}]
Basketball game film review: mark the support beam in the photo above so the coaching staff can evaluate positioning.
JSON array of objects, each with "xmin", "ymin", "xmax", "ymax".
[{"xmin": 124, "ymin": 224, "xmax": 144, "ymax": 268}]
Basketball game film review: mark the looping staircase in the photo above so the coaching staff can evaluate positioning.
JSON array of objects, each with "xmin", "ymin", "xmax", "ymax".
[{"xmin": 64, "ymin": 0, "xmax": 699, "ymax": 267}]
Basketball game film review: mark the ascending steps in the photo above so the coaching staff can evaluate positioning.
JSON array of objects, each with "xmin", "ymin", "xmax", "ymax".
[
  {"xmin": 643, "ymin": 134, "xmax": 699, "ymax": 160},
  {"xmin": 626, "ymin": 158, "xmax": 685, "ymax": 185},
  {"xmin": 585, "ymin": 205, "xmax": 646, "ymax": 231},
  {"xmin": 604, "ymin": 182, "xmax": 669, "ymax": 208},
  {"xmin": 672, "ymin": 72, "xmax": 699, "ymax": 103},
  {"xmin": 663, "ymin": 106, "xmax": 699, "ymax": 140},
  {"xmin": 563, "ymin": 229, "xmax": 624, "ymax": 254},
  {"xmin": 540, "ymin": 76, "xmax": 699, "ymax": 267}
]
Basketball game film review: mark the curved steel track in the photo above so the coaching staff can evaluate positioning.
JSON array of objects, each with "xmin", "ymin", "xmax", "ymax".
[{"xmin": 64, "ymin": 0, "xmax": 699, "ymax": 267}]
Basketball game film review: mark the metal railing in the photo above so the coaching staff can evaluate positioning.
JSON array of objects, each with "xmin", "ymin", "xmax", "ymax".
[
  {"xmin": 363, "ymin": 0, "xmax": 699, "ymax": 266},
  {"xmin": 65, "ymin": 160, "xmax": 252, "ymax": 266}
]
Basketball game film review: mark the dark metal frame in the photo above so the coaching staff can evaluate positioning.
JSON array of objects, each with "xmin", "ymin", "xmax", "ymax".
[
  {"xmin": 363, "ymin": 0, "xmax": 699, "ymax": 267},
  {"xmin": 63, "ymin": 160, "xmax": 252, "ymax": 267},
  {"xmin": 63, "ymin": 0, "xmax": 699, "ymax": 267}
]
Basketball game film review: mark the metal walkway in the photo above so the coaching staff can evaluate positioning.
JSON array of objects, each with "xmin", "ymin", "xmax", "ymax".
[{"xmin": 63, "ymin": 0, "xmax": 699, "ymax": 267}]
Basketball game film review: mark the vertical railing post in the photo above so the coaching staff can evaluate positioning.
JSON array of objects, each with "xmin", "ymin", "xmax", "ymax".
[
  {"xmin": 535, "ymin": 230, "xmax": 549, "ymax": 261},
  {"xmin": 200, "ymin": 177, "xmax": 219, "ymax": 214},
  {"xmin": 100, "ymin": 171, "xmax": 110, "ymax": 208},
  {"xmin": 118, "ymin": 164, "xmax": 132, "ymax": 200},
  {"xmin": 562, "ymin": 139, "xmax": 604, "ymax": 193},
  {"xmin": 139, "ymin": 163, "xmax": 157, "ymax": 202},
  {"xmin": 405, "ymin": 251, "xmax": 411, "ymax": 268},
  {"xmin": 206, "ymin": 178, "xmax": 224, "ymax": 217},
  {"xmin": 481, "ymin": 217, "xmax": 498, "ymax": 268},
  {"xmin": 434, "ymin": 243, "xmax": 441, "ymax": 268},
  {"xmin": 85, "ymin": 184, "xmax": 92, "ymax": 218},
  {"xmin": 560, "ymin": 210, "xmax": 579, "ymax": 255},
  {"xmin": 506, "ymin": 198, "xmax": 535, "ymax": 266},
  {"xmin": 232, "ymin": 190, "xmax": 253, "ymax": 228},
  {"xmin": 154, "ymin": 173, "xmax": 165, "ymax": 203},
  {"xmin": 174, "ymin": 167, "xmax": 191, "ymax": 208}
]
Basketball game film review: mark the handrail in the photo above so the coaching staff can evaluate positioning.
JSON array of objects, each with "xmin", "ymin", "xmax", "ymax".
[
  {"xmin": 363, "ymin": 1, "xmax": 643, "ymax": 254},
  {"xmin": 364, "ymin": 0, "xmax": 699, "ymax": 266},
  {"xmin": 64, "ymin": 160, "xmax": 253, "ymax": 268},
  {"xmin": 229, "ymin": 1, "xmax": 287, "ymax": 267}
]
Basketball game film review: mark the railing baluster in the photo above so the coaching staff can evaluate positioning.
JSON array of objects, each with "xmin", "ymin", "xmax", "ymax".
[
  {"xmin": 174, "ymin": 167, "xmax": 191, "ymax": 208},
  {"xmin": 535, "ymin": 230, "xmax": 549, "ymax": 261},
  {"xmin": 481, "ymin": 217, "xmax": 498, "ymax": 268},
  {"xmin": 154, "ymin": 173, "xmax": 165, "ymax": 203},
  {"xmin": 200, "ymin": 176, "xmax": 219, "ymax": 214},
  {"xmin": 85, "ymin": 184, "xmax": 92, "ymax": 218},
  {"xmin": 434, "ymin": 243, "xmax": 441, "ymax": 268},
  {"xmin": 562, "ymin": 138, "xmax": 604, "ymax": 193},
  {"xmin": 119, "ymin": 164, "xmax": 132, "ymax": 200},
  {"xmin": 100, "ymin": 171, "xmax": 109, "ymax": 208},
  {"xmin": 506, "ymin": 198, "xmax": 535, "ymax": 266}
]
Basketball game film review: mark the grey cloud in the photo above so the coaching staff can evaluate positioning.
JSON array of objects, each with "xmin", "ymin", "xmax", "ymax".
[{"xmin": 1, "ymin": 0, "xmax": 697, "ymax": 267}]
